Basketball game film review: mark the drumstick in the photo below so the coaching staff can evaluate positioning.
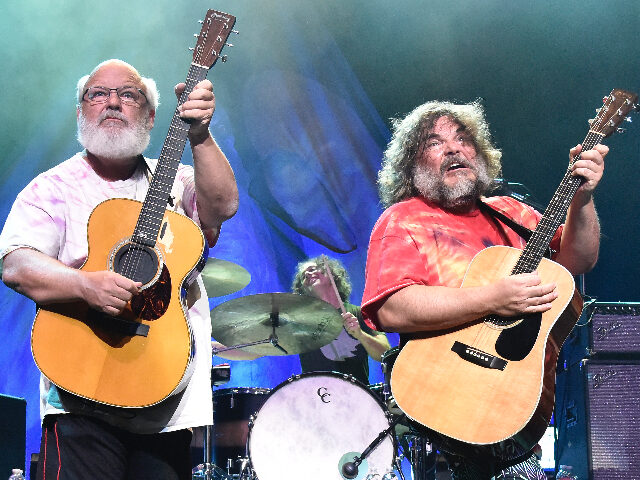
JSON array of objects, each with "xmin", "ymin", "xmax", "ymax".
[{"xmin": 321, "ymin": 255, "xmax": 347, "ymax": 314}]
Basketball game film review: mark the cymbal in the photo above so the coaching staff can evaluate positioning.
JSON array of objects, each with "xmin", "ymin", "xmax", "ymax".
[
  {"xmin": 210, "ymin": 293, "xmax": 343, "ymax": 356},
  {"xmin": 201, "ymin": 258, "xmax": 251, "ymax": 298}
]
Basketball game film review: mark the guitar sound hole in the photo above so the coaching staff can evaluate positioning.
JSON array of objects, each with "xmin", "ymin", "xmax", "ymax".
[{"xmin": 113, "ymin": 243, "xmax": 160, "ymax": 285}]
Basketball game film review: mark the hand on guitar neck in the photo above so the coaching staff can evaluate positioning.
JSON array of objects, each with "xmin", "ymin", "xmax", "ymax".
[
  {"xmin": 174, "ymin": 77, "xmax": 239, "ymax": 244},
  {"xmin": 555, "ymin": 143, "xmax": 608, "ymax": 274},
  {"xmin": 174, "ymin": 79, "xmax": 216, "ymax": 145},
  {"xmin": 568, "ymin": 143, "xmax": 607, "ymax": 201}
]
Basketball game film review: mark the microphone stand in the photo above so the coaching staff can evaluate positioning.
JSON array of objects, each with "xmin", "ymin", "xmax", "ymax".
[{"xmin": 341, "ymin": 414, "xmax": 406, "ymax": 479}]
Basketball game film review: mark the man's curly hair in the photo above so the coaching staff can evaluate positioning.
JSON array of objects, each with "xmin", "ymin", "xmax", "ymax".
[
  {"xmin": 378, "ymin": 100, "xmax": 502, "ymax": 207},
  {"xmin": 291, "ymin": 255, "xmax": 351, "ymax": 302}
]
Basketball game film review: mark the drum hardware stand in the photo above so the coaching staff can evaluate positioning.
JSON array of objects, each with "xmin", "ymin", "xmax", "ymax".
[
  {"xmin": 341, "ymin": 414, "xmax": 407, "ymax": 479},
  {"xmin": 237, "ymin": 457, "xmax": 252, "ymax": 480},
  {"xmin": 408, "ymin": 436, "xmax": 433, "ymax": 480},
  {"xmin": 393, "ymin": 456, "xmax": 406, "ymax": 480},
  {"xmin": 200, "ymin": 425, "xmax": 216, "ymax": 480},
  {"xmin": 198, "ymin": 436, "xmax": 253, "ymax": 480},
  {"xmin": 196, "ymin": 367, "xmax": 234, "ymax": 480},
  {"xmin": 212, "ymin": 313, "xmax": 289, "ymax": 355},
  {"xmin": 222, "ymin": 457, "xmax": 251, "ymax": 478}
]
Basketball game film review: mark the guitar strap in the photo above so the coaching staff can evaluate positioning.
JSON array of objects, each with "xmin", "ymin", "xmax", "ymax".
[{"xmin": 478, "ymin": 200, "xmax": 552, "ymax": 258}]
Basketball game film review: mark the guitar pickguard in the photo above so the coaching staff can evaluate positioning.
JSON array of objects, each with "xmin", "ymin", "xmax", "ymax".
[
  {"xmin": 495, "ymin": 313, "xmax": 542, "ymax": 361},
  {"xmin": 131, "ymin": 265, "xmax": 172, "ymax": 320}
]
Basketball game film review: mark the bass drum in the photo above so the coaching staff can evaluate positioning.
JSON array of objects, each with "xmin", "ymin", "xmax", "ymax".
[{"xmin": 248, "ymin": 372, "xmax": 395, "ymax": 480}]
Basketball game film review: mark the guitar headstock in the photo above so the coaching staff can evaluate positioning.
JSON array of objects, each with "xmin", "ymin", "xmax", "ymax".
[
  {"xmin": 191, "ymin": 10, "xmax": 237, "ymax": 69},
  {"xmin": 590, "ymin": 88, "xmax": 638, "ymax": 138}
]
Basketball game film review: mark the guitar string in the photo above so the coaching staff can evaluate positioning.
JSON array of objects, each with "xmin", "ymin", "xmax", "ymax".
[
  {"xmin": 120, "ymin": 100, "xmax": 178, "ymax": 281},
  {"xmin": 119, "ymin": 63, "xmax": 194, "ymax": 281},
  {"xmin": 121, "ymin": 27, "xmax": 215, "ymax": 286},
  {"xmin": 125, "ymin": 79, "xmax": 195, "ymax": 283},
  {"xmin": 122, "ymin": 108, "xmax": 182, "ymax": 282},
  {"xmin": 512, "ymin": 104, "xmax": 609, "ymax": 276}
]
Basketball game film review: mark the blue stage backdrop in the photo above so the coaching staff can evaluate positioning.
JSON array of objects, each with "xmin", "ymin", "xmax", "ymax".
[{"xmin": 1, "ymin": 0, "xmax": 639, "ymax": 473}]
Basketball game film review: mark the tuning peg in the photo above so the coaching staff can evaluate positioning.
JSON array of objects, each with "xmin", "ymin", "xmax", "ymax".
[
  {"xmin": 616, "ymin": 127, "xmax": 627, "ymax": 134},
  {"xmin": 225, "ymin": 43, "xmax": 234, "ymax": 48},
  {"xmin": 221, "ymin": 55, "xmax": 228, "ymax": 63},
  {"xmin": 633, "ymin": 103, "xmax": 640, "ymax": 112},
  {"xmin": 625, "ymin": 116, "xmax": 633, "ymax": 123},
  {"xmin": 188, "ymin": 47, "xmax": 194, "ymax": 51},
  {"xmin": 194, "ymin": 34, "xmax": 199, "ymax": 38},
  {"xmin": 595, "ymin": 107, "xmax": 602, "ymax": 114},
  {"xmin": 231, "ymin": 29, "xmax": 239, "ymax": 35},
  {"xmin": 587, "ymin": 118, "xmax": 595, "ymax": 125},
  {"xmin": 198, "ymin": 20, "xmax": 203, "ymax": 24}
]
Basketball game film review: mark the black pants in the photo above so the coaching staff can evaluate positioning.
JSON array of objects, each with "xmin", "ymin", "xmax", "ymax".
[
  {"xmin": 37, "ymin": 415, "xmax": 192, "ymax": 480},
  {"xmin": 446, "ymin": 450, "xmax": 546, "ymax": 480}
]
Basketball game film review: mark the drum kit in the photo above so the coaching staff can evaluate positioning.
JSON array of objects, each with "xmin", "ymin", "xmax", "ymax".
[{"xmin": 193, "ymin": 259, "xmax": 438, "ymax": 480}]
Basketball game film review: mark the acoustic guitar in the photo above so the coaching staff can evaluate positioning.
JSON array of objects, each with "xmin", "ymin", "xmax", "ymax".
[
  {"xmin": 30, "ymin": 10, "xmax": 236, "ymax": 408},
  {"xmin": 390, "ymin": 89, "xmax": 638, "ymax": 460}
]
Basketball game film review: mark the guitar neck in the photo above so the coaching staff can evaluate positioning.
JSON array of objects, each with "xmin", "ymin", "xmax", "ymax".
[
  {"xmin": 513, "ymin": 129, "xmax": 605, "ymax": 274},
  {"xmin": 512, "ymin": 88, "xmax": 638, "ymax": 274},
  {"xmin": 132, "ymin": 64, "xmax": 210, "ymax": 247},
  {"xmin": 128, "ymin": 9, "xmax": 237, "ymax": 247}
]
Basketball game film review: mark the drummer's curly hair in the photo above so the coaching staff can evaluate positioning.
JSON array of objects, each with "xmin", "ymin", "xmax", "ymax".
[
  {"xmin": 291, "ymin": 256, "xmax": 352, "ymax": 302},
  {"xmin": 378, "ymin": 99, "xmax": 502, "ymax": 207}
]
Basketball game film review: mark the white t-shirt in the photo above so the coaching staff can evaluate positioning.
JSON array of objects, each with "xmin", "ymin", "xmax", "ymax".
[{"xmin": 0, "ymin": 152, "xmax": 213, "ymax": 433}]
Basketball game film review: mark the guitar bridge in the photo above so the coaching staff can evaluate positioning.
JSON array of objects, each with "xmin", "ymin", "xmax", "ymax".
[{"xmin": 451, "ymin": 341, "xmax": 507, "ymax": 370}]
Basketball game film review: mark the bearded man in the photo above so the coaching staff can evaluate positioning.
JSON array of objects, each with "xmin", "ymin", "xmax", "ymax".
[
  {"xmin": 0, "ymin": 59, "xmax": 238, "ymax": 479},
  {"xmin": 361, "ymin": 100, "xmax": 606, "ymax": 479}
]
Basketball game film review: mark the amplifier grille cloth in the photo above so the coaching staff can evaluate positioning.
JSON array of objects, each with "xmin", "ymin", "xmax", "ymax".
[
  {"xmin": 591, "ymin": 305, "xmax": 640, "ymax": 354},
  {"xmin": 587, "ymin": 362, "xmax": 640, "ymax": 478}
]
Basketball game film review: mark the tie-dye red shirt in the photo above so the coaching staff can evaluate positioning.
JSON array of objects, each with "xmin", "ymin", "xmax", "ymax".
[{"xmin": 361, "ymin": 196, "xmax": 563, "ymax": 330}]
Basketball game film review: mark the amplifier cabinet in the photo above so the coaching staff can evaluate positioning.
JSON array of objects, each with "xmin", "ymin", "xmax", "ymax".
[
  {"xmin": 0, "ymin": 394, "xmax": 26, "ymax": 477},
  {"xmin": 556, "ymin": 360, "xmax": 640, "ymax": 479},
  {"xmin": 559, "ymin": 302, "xmax": 640, "ymax": 368},
  {"xmin": 588, "ymin": 302, "xmax": 640, "ymax": 356}
]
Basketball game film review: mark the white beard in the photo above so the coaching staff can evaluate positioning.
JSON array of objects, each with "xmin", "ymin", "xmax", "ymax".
[
  {"xmin": 413, "ymin": 154, "xmax": 492, "ymax": 211},
  {"xmin": 77, "ymin": 110, "xmax": 151, "ymax": 160}
]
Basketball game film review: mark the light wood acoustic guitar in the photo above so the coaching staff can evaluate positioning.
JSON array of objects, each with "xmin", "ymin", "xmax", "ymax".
[
  {"xmin": 30, "ymin": 10, "xmax": 236, "ymax": 408},
  {"xmin": 390, "ymin": 89, "xmax": 638, "ymax": 461}
]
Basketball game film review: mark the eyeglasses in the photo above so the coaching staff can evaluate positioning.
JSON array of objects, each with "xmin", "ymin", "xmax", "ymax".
[{"xmin": 83, "ymin": 86, "xmax": 148, "ymax": 106}]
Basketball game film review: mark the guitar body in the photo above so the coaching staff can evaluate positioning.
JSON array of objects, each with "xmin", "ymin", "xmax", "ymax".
[
  {"xmin": 31, "ymin": 198, "xmax": 205, "ymax": 407},
  {"xmin": 391, "ymin": 245, "xmax": 583, "ymax": 460}
]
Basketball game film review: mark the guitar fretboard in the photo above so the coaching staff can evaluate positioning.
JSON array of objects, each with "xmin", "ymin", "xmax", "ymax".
[
  {"xmin": 512, "ymin": 129, "xmax": 605, "ymax": 275},
  {"xmin": 511, "ymin": 88, "xmax": 638, "ymax": 274},
  {"xmin": 132, "ymin": 64, "xmax": 209, "ymax": 247}
]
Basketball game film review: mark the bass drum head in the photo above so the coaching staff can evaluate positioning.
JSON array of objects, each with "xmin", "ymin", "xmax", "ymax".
[{"xmin": 248, "ymin": 372, "xmax": 395, "ymax": 480}]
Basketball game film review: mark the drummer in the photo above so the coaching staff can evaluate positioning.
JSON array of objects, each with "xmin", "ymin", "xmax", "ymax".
[{"xmin": 291, "ymin": 256, "xmax": 390, "ymax": 385}]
